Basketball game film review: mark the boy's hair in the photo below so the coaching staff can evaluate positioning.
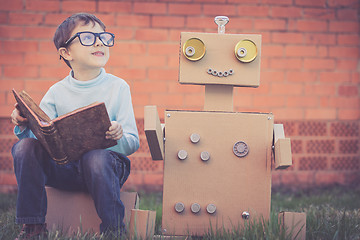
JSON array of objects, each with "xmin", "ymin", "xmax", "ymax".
[{"xmin": 53, "ymin": 13, "xmax": 106, "ymax": 69}]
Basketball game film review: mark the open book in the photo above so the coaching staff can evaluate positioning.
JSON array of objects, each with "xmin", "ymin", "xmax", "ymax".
[{"xmin": 13, "ymin": 89, "xmax": 117, "ymax": 164}]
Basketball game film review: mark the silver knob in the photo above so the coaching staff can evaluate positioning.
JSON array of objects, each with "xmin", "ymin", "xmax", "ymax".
[
  {"xmin": 190, "ymin": 133, "xmax": 200, "ymax": 143},
  {"xmin": 200, "ymin": 151, "xmax": 210, "ymax": 162},
  {"xmin": 174, "ymin": 202, "xmax": 185, "ymax": 213},
  {"xmin": 214, "ymin": 16, "xmax": 229, "ymax": 34},
  {"xmin": 191, "ymin": 203, "xmax": 201, "ymax": 214},
  {"xmin": 206, "ymin": 204, "xmax": 216, "ymax": 214},
  {"xmin": 177, "ymin": 150, "xmax": 188, "ymax": 160}
]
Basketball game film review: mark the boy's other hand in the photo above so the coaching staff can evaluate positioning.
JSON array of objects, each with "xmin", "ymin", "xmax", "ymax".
[
  {"xmin": 106, "ymin": 121, "xmax": 123, "ymax": 140},
  {"xmin": 11, "ymin": 103, "xmax": 28, "ymax": 130}
]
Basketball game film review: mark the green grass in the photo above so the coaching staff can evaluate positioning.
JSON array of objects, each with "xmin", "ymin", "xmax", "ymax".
[{"xmin": 1, "ymin": 186, "xmax": 359, "ymax": 239}]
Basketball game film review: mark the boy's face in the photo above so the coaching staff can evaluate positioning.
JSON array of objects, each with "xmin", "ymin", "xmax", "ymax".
[{"xmin": 64, "ymin": 22, "xmax": 110, "ymax": 72}]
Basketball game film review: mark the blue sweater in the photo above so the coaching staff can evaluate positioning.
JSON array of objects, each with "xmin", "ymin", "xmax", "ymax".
[{"xmin": 15, "ymin": 68, "xmax": 140, "ymax": 156}]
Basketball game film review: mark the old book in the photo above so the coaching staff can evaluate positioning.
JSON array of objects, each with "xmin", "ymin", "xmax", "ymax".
[{"xmin": 12, "ymin": 89, "xmax": 117, "ymax": 164}]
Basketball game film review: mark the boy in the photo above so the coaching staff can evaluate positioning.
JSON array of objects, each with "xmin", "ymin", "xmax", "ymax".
[{"xmin": 10, "ymin": 13, "xmax": 139, "ymax": 239}]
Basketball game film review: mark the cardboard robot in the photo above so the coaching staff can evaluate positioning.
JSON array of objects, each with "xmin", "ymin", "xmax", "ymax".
[{"xmin": 145, "ymin": 16, "xmax": 294, "ymax": 236}]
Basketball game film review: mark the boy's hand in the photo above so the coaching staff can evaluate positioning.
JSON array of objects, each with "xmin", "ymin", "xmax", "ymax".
[
  {"xmin": 106, "ymin": 121, "xmax": 123, "ymax": 140},
  {"xmin": 11, "ymin": 103, "xmax": 28, "ymax": 130}
]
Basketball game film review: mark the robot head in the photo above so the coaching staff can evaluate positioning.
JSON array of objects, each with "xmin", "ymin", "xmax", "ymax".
[{"xmin": 179, "ymin": 17, "xmax": 261, "ymax": 88}]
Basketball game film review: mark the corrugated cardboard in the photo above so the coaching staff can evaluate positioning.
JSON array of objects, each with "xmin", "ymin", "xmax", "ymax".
[
  {"xmin": 129, "ymin": 209, "xmax": 156, "ymax": 240},
  {"xmin": 204, "ymin": 85, "xmax": 233, "ymax": 111},
  {"xmin": 46, "ymin": 187, "xmax": 139, "ymax": 235},
  {"xmin": 179, "ymin": 32, "xmax": 261, "ymax": 87},
  {"xmin": 145, "ymin": 105, "xmax": 164, "ymax": 160},
  {"xmin": 275, "ymin": 138, "xmax": 292, "ymax": 169},
  {"xmin": 279, "ymin": 212, "xmax": 306, "ymax": 240},
  {"xmin": 162, "ymin": 110, "xmax": 274, "ymax": 236}
]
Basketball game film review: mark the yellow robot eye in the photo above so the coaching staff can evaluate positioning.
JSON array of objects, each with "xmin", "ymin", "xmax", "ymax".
[
  {"xmin": 182, "ymin": 38, "xmax": 206, "ymax": 61},
  {"xmin": 235, "ymin": 40, "xmax": 257, "ymax": 63}
]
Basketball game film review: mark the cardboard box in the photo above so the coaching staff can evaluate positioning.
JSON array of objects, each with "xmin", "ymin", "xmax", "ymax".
[
  {"xmin": 279, "ymin": 212, "xmax": 306, "ymax": 240},
  {"xmin": 274, "ymin": 138, "xmax": 292, "ymax": 169},
  {"xmin": 46, "ymin": 187, "xmax": 139, "ymax": 235},
  {"xmin": 129, "ymin": 209, "xmax": 156, "ymax": 240}
]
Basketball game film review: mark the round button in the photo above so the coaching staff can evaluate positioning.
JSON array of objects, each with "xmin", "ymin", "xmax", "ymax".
[
  {"xmin": 174, "ymin": 202, "xmax": 185, "ymax": 213},
  {"xmin": 191, "ymin": 203, "xmax": 201, "ymax": 214},
  {"xmin": 206, "ymin": 204, "xmax": 216, "ymax": 214},
  {"xmin": 178, "ymin": 150, "xmax": 188, "ymax": 160},
  {"xmin": 233, "ymin": 141, "xmax": 249, "ymax": 158},
  {"xmin": 200, "ymin": 151, "xmax": 210, "ymax": 161},
  {"xmin": 190, "ymin": 133, "xmax": 200, "ymax": 143}
]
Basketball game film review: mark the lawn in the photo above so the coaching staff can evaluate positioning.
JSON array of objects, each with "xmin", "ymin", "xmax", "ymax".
[{"xmin": 0, "ymin": 186, "xmax": 359, "ymax": 239}]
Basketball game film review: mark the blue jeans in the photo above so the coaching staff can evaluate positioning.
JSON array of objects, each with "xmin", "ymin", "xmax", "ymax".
[{"xmin": 12, "ymin": 138, "xmax": 130, "ymax": 233}]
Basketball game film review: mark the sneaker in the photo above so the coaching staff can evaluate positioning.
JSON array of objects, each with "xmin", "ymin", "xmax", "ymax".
[{"xmin": 15, "ymin": 223, "xmax": 48, "ymax": 240}]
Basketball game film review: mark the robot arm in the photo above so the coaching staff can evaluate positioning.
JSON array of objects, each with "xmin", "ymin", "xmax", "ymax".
[
  {"xmin": 273, "ymin": 124, "xmax": 292, "ymax": 169},
  {"xmin": 144, "ymin": 105, "xmax": 164, "ymax": 160}
]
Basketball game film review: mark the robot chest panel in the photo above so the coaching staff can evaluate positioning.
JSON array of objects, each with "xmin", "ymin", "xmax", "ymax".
[{"xmin": 162, "ymin": 110, "xmax": 274, "ymax": 235}]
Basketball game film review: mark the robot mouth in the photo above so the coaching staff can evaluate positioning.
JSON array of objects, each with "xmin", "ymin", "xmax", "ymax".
[{"xmin": 207, "ymin": 68, "xmax": 234, "ymax": 77}]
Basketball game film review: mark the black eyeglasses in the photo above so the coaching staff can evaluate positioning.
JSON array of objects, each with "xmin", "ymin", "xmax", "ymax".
[{"xmin": 64, "ymin": 31, "xmax": 115, "ymax": 47}]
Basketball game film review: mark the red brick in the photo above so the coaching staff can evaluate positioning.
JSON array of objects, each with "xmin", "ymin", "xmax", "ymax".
[
  {"xmin": 203, "ymin": 4, "xmax": 237, "ymax": 16},
  {"xmin": 168, "ymin": 81, "xmax": 202, "ymax": 94},
  {"xmin": 168, "ymin": 3, "xmax": 202, "ymax": 15},
  {"xmin": 254, "ymin": 19, "xmax": 286, "ymax": 31},
  {"xmin": 305, "ymin": 84, "xmax": 336, "ymax": 96},
  {"xmin": 113, "ymin": 68, "xmax": 147, "ymax": 81},
  {"xmin": 287, "ymin": 71, "xmax": 317, "ymax": 83},
  {"xmin": 116, "ymin": 15, "xmax": 150, "ymax": 27},
  {"xmin": 132, "ymin": 55, "xmax": 167, "ymax": 68},
  {"xmin": 135, "ymin": 28, "xmax": 168, "ymax": 41},
  {"xmin": 336, "ymin": 9, "xmax": 358, "ymax": 20},
  {"xmin": 98, "ymin": 2, "xmax": 132, "ymax": 13},
  {"xmin": 133, "ymin": 2, "xmax": 167, "ymax": 14},
  {"xmin": 184, "ymin": 94, "xmax": 204, "ymax": 108},
  {"xmin": 270, "ymin": 58, "xmax": 302, "ymax": 70},
  {"xmin": 40, "ymin": 66, "xmax": 69, "ymax": 79},
  {"xmin": 338, "ymin": 109, "xmax": 360, "ymax": 120},
  {"xmin": 285, "ymin": 45, "xmax": 317, "ymax": 57},
  {"xmin": 328, "ymin": 0, "xmax": 359, "ymax": 7},
  {"xmin": 133, "ymin": 80, "xmax": 167, "ymax": 93},
  {"xmin": 262, "ymin": 45, "xmax": 284, "ymax": 57},
  {"xmin": 225, "ymin": 18, "xmax": 254, "ymax": 32},
  {"xmin": 151, "ymin": 94, "xmax": 184, "ymax": 107},
  {"xmin": 296, "ymin": 20, "xmax": 328, "ymax": 32},
  {"xmin": 287, "ymin": 96, "xmax": 318, "ymax": 107},
  {"xmin": 148, "ymin": 43, "xmax": 178, "ymax": 55},
  {"xmin": 131, "ymin": 93, "xmax": 149, "ymax": 106},
  {"xmin": 9, "ymin": 13, "xmax": 44, "ymax": 25},
  {"xmin": 271, "ymin": 6, "xmax": 301, "ymax": 18},
  {"xmin": 305, "ymin": 108, "xmax": 336, "ymax": 120},
  {"xmin": 271, "ymin": 83, "xmax": 303, "ymax": 95},
  {"xmin": 338, "ymin": 85, "xmax": 358, "ymax": 96},
  {"xmin": 304, "ymin": 58, "xmax": 335, "ymax": 70},
  {"xmin": 337, "ymin": 59, "xmax": 358, "ymax": 70},
  {"xmin": 148, "ymin": 69, "xmax": 178, "ymax": 81},
  {"xmin": 0, "ymin": 79, "xmax": 24, "ymax": 91},
  {"xmin": 93, "ymin": 14, "xmax": 116, "ymax": 28},
  {"xmin": 0, "ymin": 26, "xmax": 24, "ymax": 38},
  {"xmin": 238, "ymin": 83, "xmax": 270, "ymax": 95},
  {"xmin": 61, "ymin": 1, "xmax": 96, "ymax": 12},
  {"xmin": 0, "ymin": 0, "xmax": 23, "ymax": 10},
  {"xmin": 351, "ymin": 72, "xmax": 359, "ymax": 83},
  {"xmin": 304, "ymin": 33, "xmax": 336, "ymax": 45},
  {"xmin": 4, "ymin": 66, "xmax": 38, "ymax": 78},
  {"xmin": 320, "ymin": 72, "xmax": 351, "ymax": 83},
  {"xmin": 320, "ymin": 96, "xmax": 359, "ymax": 108},
  {"xmin": 0, "ymin": 172, "xmax": 16, "ymax": 185},
  {"xmin": 271, "ymin": 32, "xmax": 303, "ymax": 44},
  {"xmin": 44, "ymin": 13, "xmax": 77, "ymax": 25},
  {"xmin": 0, "ymin": 12, "xmax": 8, "ymax": 24},
  {"xmin": 111, "ymin": 28, "xmax": 133, "ymax": 40},
  {"xmin": 261, "ymin": 0, "xmax": 292, "ymax": 4},
  {"xmin": 253, "ymin": 96, "xmax": 286, "ymax": 107},
  {"xmin": 261, "ymin": 71, "xmax": 285, "ymax": 83},
  {"xmin": 329, "ymin": 21, "xmax": 359, "ymax": 33},
  {"xmin": 26, "ymin": 0, "xmax": 60, "ymax": 11},
  {"xmin": 25, "ymin": 26, "xmax": 55, "ymax": 39},
  {"xmin": 2, "ymin": 40, "xmax": 38, "ymax": 53},
  {"xmin": 329, "ymin": 46, "xmax": 358, "ymax": 58},
  {"xmin": 112, "ymin": 42, "xmax": 147, "ymax": 55},
  {"xmin": 152, "ymin": 16, "xmax": 185, "ymax": 28},
  {"xmin": 303, "ymin": 8, "xmax": 335, "ymax": 20},
  {"xmin": 107, "ymin": 54, "xmax": 130, "ymax": 67},
  {"xmin": 337, "ymin": 34, "xmax": 359, "ymax": 45},
  {"xmin": 0, "ymin": 53, "xmax": 23, "ymax": 65},
  {"xmin": 143, "ymin": 173, "xmax": 163, "ymax": 186},
  {"xmin": 295, "ymin": 0, "xmax": 326, "ymax": 6},
  {"xmin": 24, "ymin": 53, "xmax": 58, "ymax": 66},
  {"xmin": 186, "ymin": 16, "xmax": 216, "ymax": 29}
]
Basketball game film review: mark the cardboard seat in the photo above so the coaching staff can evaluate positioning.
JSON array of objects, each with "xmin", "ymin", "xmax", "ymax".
[{"xmin": 45, "ymin": 186, "xmax": 139, "ymax": 235}]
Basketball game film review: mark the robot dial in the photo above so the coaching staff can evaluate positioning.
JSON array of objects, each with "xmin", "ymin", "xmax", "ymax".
[
  {"xmin": 233, "ymin": 141, "xmax": 249, "ymax": 158},
  {"xmin": 235, "ymin": 39, "xmax": 257, "ymax": 63},
  {"xmin": 183, "ymin": 38, "xmax": 206, "ymax": 61}
]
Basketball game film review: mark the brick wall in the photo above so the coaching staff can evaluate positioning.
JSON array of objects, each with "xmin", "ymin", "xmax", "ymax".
[{"xmin": 0, "ymin": 0, "xmax": 359, "ymax": 192}]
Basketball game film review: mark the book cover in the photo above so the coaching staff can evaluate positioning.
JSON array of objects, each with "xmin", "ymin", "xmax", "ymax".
[{"xmin": 12, "ymin": 89, "xmax": 117, "ymax": 164}]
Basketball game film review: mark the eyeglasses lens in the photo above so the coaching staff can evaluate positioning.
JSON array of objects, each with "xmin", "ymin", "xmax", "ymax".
[{"xmin": 78, "ymin": 32, "xmax": 114, "ymax": 47}]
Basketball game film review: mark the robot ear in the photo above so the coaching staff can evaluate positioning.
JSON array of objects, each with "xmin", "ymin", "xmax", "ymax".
[
  {"xmin": 235, "ymin": 39, "xmax": 258, "ymax": 63},
  {"xmin": 182, "ymin": 38, "xmax": 206, "ymax": 61}
]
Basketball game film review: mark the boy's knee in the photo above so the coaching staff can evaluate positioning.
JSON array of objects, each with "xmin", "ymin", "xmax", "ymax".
[
  {"xmin": 82, "ymin": 149, "xmax": 113, "ymax": 172},
  {"xmin": 12, "ymin": 138, "xmax": 40, "ymax": 159}
]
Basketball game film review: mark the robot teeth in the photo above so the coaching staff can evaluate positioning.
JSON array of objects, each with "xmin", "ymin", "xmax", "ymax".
[{"xmin": 207, "ymin": 68, "xmax": 234, "ymax": 77}]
